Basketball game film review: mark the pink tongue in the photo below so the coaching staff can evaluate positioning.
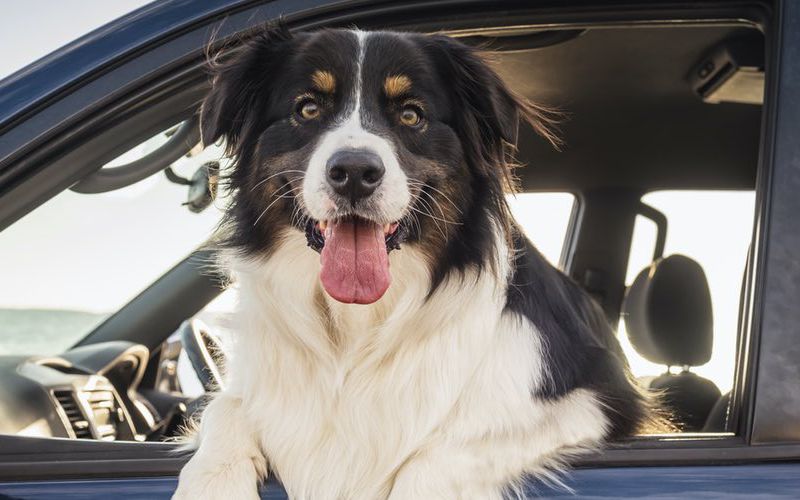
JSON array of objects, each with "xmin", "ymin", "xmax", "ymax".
[{"xmin": 320, "ymin": 219, "xmax": 391, "ymax": 304}]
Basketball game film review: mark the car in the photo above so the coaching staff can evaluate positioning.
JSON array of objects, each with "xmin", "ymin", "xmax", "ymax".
[{"xmin": 0, "ymin": 0, "xmax": 798, "ymax": 498}]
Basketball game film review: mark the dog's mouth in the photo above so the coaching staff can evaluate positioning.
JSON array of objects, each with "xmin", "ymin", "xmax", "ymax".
[
  {"xmin": 304, "ymin": 217, "xmax": 405, "ymax": 253},
  {"xmin": 304, "ymin": 216, "xmax": 407, "ymax": 304}
]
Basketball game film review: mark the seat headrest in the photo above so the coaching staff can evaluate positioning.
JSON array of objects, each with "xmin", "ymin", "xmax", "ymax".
[{"xmin": 623, "ymin": 254, "xmax": 713, "ymax": 367}]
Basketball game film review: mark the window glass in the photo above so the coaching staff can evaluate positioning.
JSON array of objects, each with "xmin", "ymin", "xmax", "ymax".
[
  {"xmin": 0, "ymin": 133, "xmax": 230, "ymax": 356},
  {"xmin": 619, "ymin": 191, "xmax": 755, "ymax": 395},
  {"xmin": 507, "ymin": 192, "xmax": 576, "ymax": 267}
]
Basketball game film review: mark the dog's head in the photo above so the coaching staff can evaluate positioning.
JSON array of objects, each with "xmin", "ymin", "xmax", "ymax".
[{"xmin": 203, "ymin": 26, "xmax": 557, "ymax": 304}]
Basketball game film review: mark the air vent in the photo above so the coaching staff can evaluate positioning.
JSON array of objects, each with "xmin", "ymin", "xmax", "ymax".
[
  {"xmin": 84, "ymin": 390, "xmax": 118, "ymax": 441},
  {"xmin": 53, "ymin": 390, "xmax": 92, "ymax": 439}
]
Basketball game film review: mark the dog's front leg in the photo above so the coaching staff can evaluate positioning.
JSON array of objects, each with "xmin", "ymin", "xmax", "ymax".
[
  {"xmin": 173, "ymin": 393, "xmax": 267, "ymax": 500},
  {"xmin": 387, "ymin": 446, "xmax": 507, "ymax": 500},
  {"xmin": 388, "ymin": 440, "xmax": 564, "ymax": 500}
]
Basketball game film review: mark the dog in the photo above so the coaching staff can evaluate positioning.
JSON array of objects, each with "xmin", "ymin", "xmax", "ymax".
[{"xmin": 173, "ymin": 25, "xmax": 650, "ymax": 500}]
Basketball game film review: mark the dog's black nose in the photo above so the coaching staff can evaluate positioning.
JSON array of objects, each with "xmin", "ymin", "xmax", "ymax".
[{"xmin": 326, "ymin": 149, "xmax": 385, "ymax": 202}]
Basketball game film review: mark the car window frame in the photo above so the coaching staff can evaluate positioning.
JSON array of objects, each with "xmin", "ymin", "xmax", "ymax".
[{"xmin": 0, "ymin": 0, "xmax": 797, "ymax": 483}]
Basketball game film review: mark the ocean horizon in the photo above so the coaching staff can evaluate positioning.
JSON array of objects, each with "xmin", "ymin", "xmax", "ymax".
[{"xmin": 0, "ymin": 308, "xmax": 108, "ymax": 356}]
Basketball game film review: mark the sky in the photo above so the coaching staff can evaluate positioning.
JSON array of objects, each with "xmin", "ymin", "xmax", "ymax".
[
  {"xmin": 0, "ymin": 3, "xmax": 755, "ymax": 395},
  {"xmin": 0, "ymin": 1, "xmax": 151, "ymax": 80}
]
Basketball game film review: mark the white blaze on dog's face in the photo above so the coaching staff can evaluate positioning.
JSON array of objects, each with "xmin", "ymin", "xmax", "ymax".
[
  {"xmin": 302, "ymin": 31, "xmax": 410, "ymax": 225},
  {"xmin": 201, "ymin": 27, "xmax": 546, "ymax": 305},
  {"xmin": 300, "ymin": 32, "xmax": 411, "ymax": 304}
]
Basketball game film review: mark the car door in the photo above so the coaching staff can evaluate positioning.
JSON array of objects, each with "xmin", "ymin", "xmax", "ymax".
[{"xmin": 0, "ymin": 1, "xmax": 798, "ymax": 499}]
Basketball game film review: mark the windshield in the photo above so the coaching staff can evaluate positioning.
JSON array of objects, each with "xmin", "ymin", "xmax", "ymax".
[{"xmin": 0, "ymin": 132, "xmax": 229, "ymax": 356}]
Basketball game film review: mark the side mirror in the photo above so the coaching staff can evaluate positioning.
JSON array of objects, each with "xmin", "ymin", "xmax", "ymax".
[{"xmin": 165, "ymin": 161, "xmax": 220, "ymax": 213}]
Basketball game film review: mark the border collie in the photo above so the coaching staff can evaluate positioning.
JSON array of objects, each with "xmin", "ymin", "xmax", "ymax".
[{"xmin": 174, "ymin": 25, "xmax": 650, "ymax": 500}]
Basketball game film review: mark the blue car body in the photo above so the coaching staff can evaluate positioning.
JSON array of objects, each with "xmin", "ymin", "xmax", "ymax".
[{"xmin": 2, "ymin": 465, "xmax": 799, "ymax": 499}]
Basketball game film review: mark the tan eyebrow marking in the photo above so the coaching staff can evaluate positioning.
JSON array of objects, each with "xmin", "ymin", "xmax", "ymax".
[
  {"xmin": 311, "ymin": 70, "xmax": 336, "ymax": 94},
  {"xmin": 384, "ymin": 74, "xmax": 412, "ymax": 98}
]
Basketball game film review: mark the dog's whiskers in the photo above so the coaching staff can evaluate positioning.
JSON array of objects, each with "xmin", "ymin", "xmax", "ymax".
[
  {"xmin": 253, "ymin": 184, "xmax": 304, "ymax": 227},
  {"xmin": 412, "ymin": 196, "xmax": 447, "ymax": 238},
  {"xmin": 417, "ymin": 190, "xmax": 460, "ymax": 228},
  {"xmin": 408, "ymin": 206, "xmax": 448, "ymax": 240},
  {"xmin": 268, "ymin": 177, "xmax": 303, "ymax": 198},
  {"xmin": 407, "ymin": 179, "xmax": 463, "ymax": 215},
  {"xmin": 407, "ymin": 210, "xmax": 422, "ymax": 239},
  {"xmin": 250, "ymin": 170, "xmax": 306, "ymax": 193}
]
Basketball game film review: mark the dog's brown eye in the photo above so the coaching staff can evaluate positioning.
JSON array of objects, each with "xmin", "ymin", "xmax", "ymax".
[
  {"xmin": 298, "ymin": 99, "xmax": 320, "ymax": 120},
  {"xmin": 399, "ymin": 106, "xmax": 422, "ymax": 127}
]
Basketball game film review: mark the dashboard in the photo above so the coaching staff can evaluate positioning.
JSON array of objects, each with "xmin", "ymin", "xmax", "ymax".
[{"xmin": 0, "ymin": 341, "xmax": 157, "ymax": 441}]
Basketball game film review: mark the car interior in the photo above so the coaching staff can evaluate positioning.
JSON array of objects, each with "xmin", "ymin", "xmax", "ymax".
[{"xmin": 0, "ymin": 18, "xmax": 763, "ymax": 447}]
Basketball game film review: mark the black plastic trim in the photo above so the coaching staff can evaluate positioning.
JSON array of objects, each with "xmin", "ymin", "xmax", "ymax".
[
  {"xmin": 636, "ymin": 202, "xmax": 668, "ymax": 260},
  {"xmin": 0, "ymin": 435, "xmax": 797, "ymax": 482},
  {"xmin": 458, "ymin": 29, "xmax": 586, "ymax": 52},
  {"xmin": 558, "ymin": 191, "xmax": 583, "ymax": 272},
  {"xmin": 0, "ymin": 436, "xmax": 188, "ymax": 481}
]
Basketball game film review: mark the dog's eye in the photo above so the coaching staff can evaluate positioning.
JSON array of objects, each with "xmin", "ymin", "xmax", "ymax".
[
  {"xmin": 297, "ymin": 99, "xmax": 321, "ymax": 120},
  {"xmin": 399, "ymin": 105, "xmax": 422, "ymax": 127}
]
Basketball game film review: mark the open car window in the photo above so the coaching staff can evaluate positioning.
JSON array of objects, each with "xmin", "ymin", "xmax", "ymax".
[{"xmin": 0, "ymin": 132, "xmax": 228, "ymax": 356}]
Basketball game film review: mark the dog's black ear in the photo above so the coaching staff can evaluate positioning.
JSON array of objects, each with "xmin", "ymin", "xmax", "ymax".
[
  {"xmin": 200, "ymin": 24, "xmax": 293, "ymax": 150},
  {"xmin": 424, "ymin": 35, "xmax": 560, "ymax": 179}
]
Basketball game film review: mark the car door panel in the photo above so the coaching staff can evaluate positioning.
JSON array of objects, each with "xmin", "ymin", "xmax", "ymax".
[{"xmin": 2, "ymin": 464, "xmax": 799, "ymax": 499}]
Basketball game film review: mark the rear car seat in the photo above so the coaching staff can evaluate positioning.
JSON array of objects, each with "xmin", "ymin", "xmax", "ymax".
[{"xmin": 622, "ymin": 254, "xmax": 721, "ymax": 431}]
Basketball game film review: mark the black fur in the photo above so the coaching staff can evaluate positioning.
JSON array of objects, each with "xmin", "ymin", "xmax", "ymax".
[{"xmin": 506, "ymin": 230, "xmax": 648, "ymax": 438}]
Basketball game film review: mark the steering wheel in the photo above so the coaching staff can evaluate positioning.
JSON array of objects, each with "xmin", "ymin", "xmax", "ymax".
[{"xmin": 178, "ymin": 319, "xmax": 225, "ymax": 393}]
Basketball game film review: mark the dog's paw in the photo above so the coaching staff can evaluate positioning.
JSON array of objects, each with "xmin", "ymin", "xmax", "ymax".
[
  {"xmin": 172, "ymin": 459, "xmax": 261, "ymax": 500},
  {"xmin": 172, "ymin": 476, "xmax": 261, "ymax": 500}
]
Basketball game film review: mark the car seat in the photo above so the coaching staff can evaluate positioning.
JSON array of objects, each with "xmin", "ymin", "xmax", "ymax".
[{"xmin": 623, "ymin": 254, "xmax": 721, "ymax": 431}]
